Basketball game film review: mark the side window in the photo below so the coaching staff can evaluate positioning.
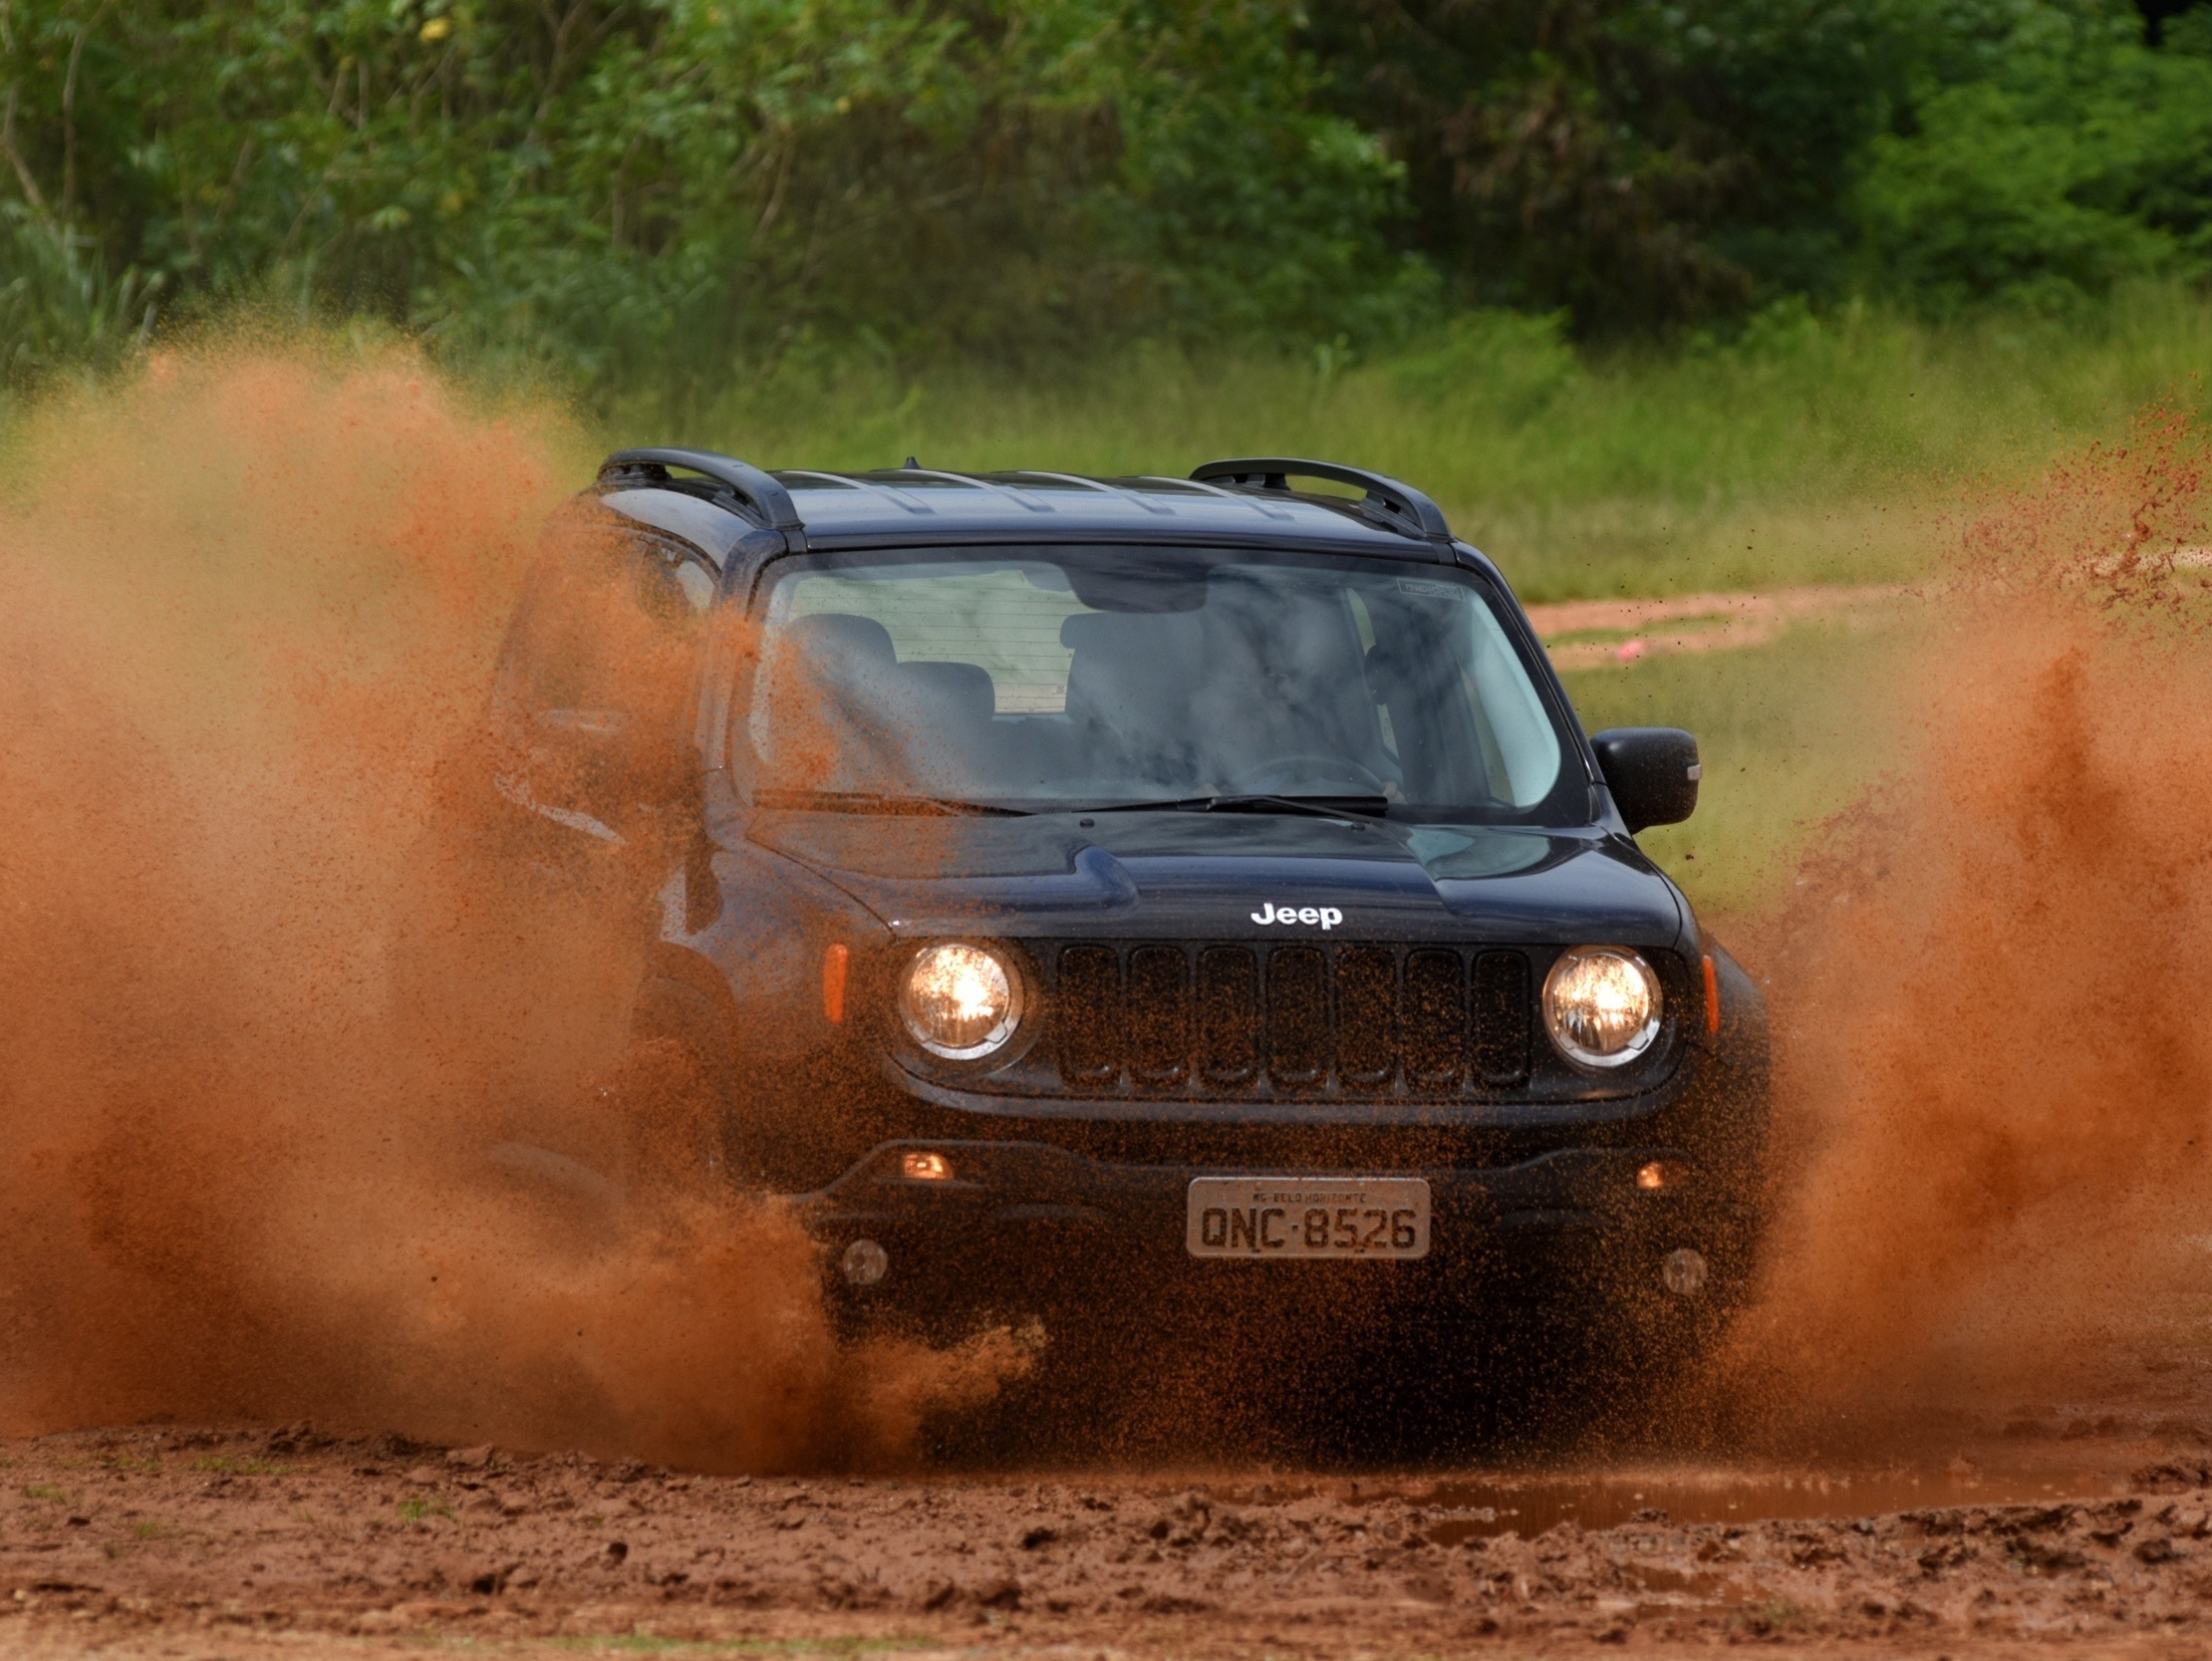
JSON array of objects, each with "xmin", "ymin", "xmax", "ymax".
[{"xmin": 492, "ymin": 517, "xmax": 715, "ymax": 819}]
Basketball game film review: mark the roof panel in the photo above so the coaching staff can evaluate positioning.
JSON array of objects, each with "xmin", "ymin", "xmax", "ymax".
[{"xmin": 745, "ymin": 466, "xmax": 1416, "ymax": 548}]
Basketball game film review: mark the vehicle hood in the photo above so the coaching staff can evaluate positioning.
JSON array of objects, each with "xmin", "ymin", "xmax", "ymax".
[{"xmin": 742, "ymin": 809, "xmax": 1687, "ymax": 949}]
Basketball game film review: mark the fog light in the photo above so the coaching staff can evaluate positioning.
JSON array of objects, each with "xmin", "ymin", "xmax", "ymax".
[
  {"xmin": 841, "ymin": 1238, "xmax": 889, "ymax": 1287},
  {"xmin": 900, "ymin": 1150, "xmax": 954, "ymax": 1183},
  {"xmin": 1636, "ymin": 1160, "xmax": 1687, "ymax": 1192},
  {"xmin": 1661, "ymin": 1247, "xmax": 1708, "ymax": 1297}
]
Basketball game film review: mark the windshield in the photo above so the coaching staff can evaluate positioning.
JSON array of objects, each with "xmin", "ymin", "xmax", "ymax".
[{"xmin": 743, "ymin": 545, "xmax": 1573, "ymax": 819}]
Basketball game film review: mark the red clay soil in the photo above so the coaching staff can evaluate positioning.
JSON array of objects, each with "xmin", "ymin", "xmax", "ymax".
[
  {"xmin": 7, "ymin": 1424, "xmax": 2212, "ymax": 1659},
  {"xmin": 1522, "ymin": 585, "xmax": 1908, "ymax": 669}
]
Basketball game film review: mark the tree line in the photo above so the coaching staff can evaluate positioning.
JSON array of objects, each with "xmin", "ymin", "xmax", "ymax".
[{"xmin": 3, "ymin": 0, "xmax": 2209, "ymax": 397}]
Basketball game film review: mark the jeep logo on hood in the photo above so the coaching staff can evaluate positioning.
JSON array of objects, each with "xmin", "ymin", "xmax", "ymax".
[{"xmin": 1250, "ymin": 902, "xmax": 1344, "ymax": 931}]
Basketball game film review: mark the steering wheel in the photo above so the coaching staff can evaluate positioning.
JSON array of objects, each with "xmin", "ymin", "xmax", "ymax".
[{"xmin": 1226, "ymin": 754, "xmax": 1390, "ymax": 796}]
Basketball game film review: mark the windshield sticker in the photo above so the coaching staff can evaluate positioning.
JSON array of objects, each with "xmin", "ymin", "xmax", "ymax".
[
  {"xmin": 1250, "ymin": 903, "xmax": 1344, "ymax": 930},
  {"xmin": 1395, "ymin": 578, "xmax": 1461, "ymax": 600}
]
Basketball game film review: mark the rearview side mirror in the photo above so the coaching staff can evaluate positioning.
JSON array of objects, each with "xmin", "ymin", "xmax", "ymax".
[{"xmin": 1591, "ymin": 727, "xmax": 1701, "ymax": 834}]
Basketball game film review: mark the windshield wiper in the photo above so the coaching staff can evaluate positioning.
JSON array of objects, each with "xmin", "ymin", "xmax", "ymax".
[
  {"xmin": 1083, "ymin": 793, "xmax": 1392, "ymax": 822},
  {"xmin": 751, "ymin": 788, "xmax": 1033, "ymax": 817}
]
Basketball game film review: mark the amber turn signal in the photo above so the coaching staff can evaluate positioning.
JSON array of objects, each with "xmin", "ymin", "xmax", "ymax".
[
  {"xmin": 900, "ymin": 1150, "xmax": 955, "ymax": 1182},
  {"xmin": 823, "ymin": 942, "xmax": 849, "ymax": 1023}
]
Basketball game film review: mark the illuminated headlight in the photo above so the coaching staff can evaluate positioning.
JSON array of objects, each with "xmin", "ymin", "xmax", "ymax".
[
  {"xmin": 898, "ymin": 943, "xmax": 1022, "ymax": 1061},
  {"xmin": 1542, "ymin": 946, "xmax": 1663, "ymax": 1069}
]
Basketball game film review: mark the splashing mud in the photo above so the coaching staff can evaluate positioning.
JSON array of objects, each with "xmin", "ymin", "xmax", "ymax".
[
  {"xmin": 1731, "ymin": 409, "xmax": 2212, "ymax": 1435},
  {"xmin": 4, "ymin": 343, "xmax": 2208, "ymax": 1486},
  {"xmin": 0, "ymin": 348, "xmax": 1014, "ymax": 1470}
]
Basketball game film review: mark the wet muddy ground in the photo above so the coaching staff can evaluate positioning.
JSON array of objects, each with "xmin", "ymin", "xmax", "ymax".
[{"xmin": 8, "ymin": 1416, "xmax": 2212, "ymax": 1659}]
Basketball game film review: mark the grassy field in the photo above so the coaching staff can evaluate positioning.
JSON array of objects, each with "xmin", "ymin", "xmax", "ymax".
[
  {"xmin": 670, "ymin": 284, "xmax": 2212, "ymax": 604},
  {"xmin": 658, "ymin": 296, "xmax": 2181, "ymax": 918},
  {"xmin": 1559, "ymin": 619, "xmax": 1924, "ymax": 921},
  {"xmin": 5, "ymin": 292, "xmax": 2188, "ymax": 922},
  {"xmin": 665, "ymin": 295, "xmax": 2198, "ymax": 917}
]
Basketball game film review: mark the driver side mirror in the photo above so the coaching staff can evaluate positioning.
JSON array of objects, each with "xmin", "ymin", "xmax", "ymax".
[{"xmin": 1591, "ymin": 727, "xmax": 1701, "ymax": 833}]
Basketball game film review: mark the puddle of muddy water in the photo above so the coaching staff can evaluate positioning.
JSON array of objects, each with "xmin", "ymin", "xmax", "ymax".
[{"xmin": 1205, "ymin": 1449, "xmax": 2142, "ymax": 1542}]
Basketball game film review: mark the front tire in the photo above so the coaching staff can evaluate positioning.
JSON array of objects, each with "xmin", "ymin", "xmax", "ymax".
[{"xmin": 595, "ymin": 1030, "xmax": 731, "ymax": 1199}]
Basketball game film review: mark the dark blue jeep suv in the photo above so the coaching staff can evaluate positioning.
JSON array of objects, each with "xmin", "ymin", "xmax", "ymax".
[{"xmin": 488, "ymin": 449, "xmax": 1769, "ymax": 1426}]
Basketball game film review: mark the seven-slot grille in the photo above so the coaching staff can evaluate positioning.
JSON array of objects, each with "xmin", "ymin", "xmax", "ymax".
[{"xmin": 1047, "ymin": 942, "xmax": 1530, "ymax": 1099}]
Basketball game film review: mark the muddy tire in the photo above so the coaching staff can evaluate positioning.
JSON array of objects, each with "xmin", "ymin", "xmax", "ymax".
[{"xmin": 619, "ymin": 972, "xmax": 772, "ymax": 1192}]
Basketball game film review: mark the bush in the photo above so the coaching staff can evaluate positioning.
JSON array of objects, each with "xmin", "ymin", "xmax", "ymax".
[
  {"xmin": 3, "ymin": 0, "xmax": 2210, "ymax": 389},
  {"xmin": 0, "ymin": 207, "xmax": 161, "ymax": 388},
  {"xmin": 1856, "ymin": 1, "xmax": 2212, "ymax": 308},
  {"xmin": 0, "ymin": 0, "xmax": 1423, "ymax": 403},
  {"xmin": 1384, "ymin": 309, "xmax": 1581, "ymax": 419}
]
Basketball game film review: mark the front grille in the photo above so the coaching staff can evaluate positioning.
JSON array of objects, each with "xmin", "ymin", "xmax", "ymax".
[{"xmin": 1034, "ymin": 941, "xmax": 1532, "ymax": 1100}]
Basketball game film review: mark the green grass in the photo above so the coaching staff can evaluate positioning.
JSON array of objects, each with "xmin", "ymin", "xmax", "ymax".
[
  {"xmin": 183, "ymin": 1455, "xmax": 290, "ymax": 1476},
  {"xmin": 659, "ymin": 285, "xmax": 2212, "ymax": 603},
  {"xmin": 0, "ymin": 298, "xmax": 2170, "ymax": 932},
  {"xmin": 10, "ymin": 287, "xmax": 2202, "ymax": 607},
  {"xmin": 1560, "ymin": 618, "xmax": 1923, "ymax": 922}
]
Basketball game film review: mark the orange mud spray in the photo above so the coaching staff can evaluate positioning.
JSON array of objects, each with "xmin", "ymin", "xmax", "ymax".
[
  {"xmin": 0, "ymin": 348, "xmax": 1014, "ymax": 1470},
  {"xmin": 1725, "ymin": 410, "xmax": 2212, "ymax": 1436},
  {"xmin": 2, "ymin": 346, "xmax": 2206, "ymax": 1470}
]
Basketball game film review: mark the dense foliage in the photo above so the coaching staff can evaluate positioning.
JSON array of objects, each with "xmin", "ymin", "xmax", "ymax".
[
  {"xmin": 1, "ymin": 0, "xmax": 2209, "ymax": 395},
  {"xmin": 1313, "ymin": 0, "xmax": 2212, "ymax": 329}
]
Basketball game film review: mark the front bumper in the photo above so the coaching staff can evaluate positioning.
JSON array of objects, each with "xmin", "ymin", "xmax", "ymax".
[{"xmin": 796, "ymin": 1136, "xmax": 1759, "ymax": 1340}]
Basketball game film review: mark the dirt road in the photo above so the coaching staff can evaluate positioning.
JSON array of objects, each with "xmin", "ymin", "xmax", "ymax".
[
  {"xmin": 7, "ymin": 1419, "xmax": 2212, "ymax": 1659},
  {"xmin": 1524, "ymin": 584, "xmax": 1909, "ymax": 670}
]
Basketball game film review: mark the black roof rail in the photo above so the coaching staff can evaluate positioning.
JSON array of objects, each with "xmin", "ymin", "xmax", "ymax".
[
  {"xmin": 599, "ymin": 446, "xmax": 803, "ymax": 533},
  {"xmin": 1191, "ymin": 456, "xmax": 1452, "ymax": 543}
]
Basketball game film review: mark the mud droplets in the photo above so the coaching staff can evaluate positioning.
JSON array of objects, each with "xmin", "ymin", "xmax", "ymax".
[
  {"xmin": 0, "ymin": 346, "xmax": 1018, "ymax": 1469},
  {"xmin": 1734, "ymin": 410, "xmax": 2212, "ymax": 1427}
]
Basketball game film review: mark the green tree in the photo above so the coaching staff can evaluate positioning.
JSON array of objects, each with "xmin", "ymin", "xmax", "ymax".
[
  {"xmin": 1855, "ymin": 0, "xmax": 2212, "ymax": 308},
  {"xmin": 0, "ymin": 0, "xmax": 1419, "ymax": 397},
  {"xmin": 1300, "ymin": 0, "xmax": 1930, "ymax": 333}
]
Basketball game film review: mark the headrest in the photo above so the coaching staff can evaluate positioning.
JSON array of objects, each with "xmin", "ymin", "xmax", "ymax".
[
  {"xmin": 1059, "ymin": 609, "xmax": 1206, "ymax": 655},
  {"xmin": 1061, "ymin": 611, "xmax": 1138, "ymax": 653},
  {"xmin": 1060, "ymin": 609, "xmax": 1206, "ymax": 735},
  {"xmin": 902, "ymin": 660, "xmax": 995, "ymax": 721},
  {"xmin": 780, "ymin": 612, "xmax": 897, "ymax": 668}
]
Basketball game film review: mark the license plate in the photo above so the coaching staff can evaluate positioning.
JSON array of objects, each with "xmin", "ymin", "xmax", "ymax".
[{"xmin": 1185, "ymin": 1176, "xmax": 1431, "ymax": 1259}]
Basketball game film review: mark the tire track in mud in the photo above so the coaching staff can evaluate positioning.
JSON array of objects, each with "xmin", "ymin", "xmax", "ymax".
[
  {"xmin": 6, "ymin": 359, "xmax": 2212, "ymax": 1659},
  {"xmin": 1527, "ymin": 545, "xmax": 2212, "ymax": 671},
  {"xmin": 5, "ymin": 1425, "xmax": 2212, "ymax": 1657}
]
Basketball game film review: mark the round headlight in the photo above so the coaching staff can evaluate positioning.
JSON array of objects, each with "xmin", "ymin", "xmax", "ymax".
[
  {"xmin": 899, "ymin": 943, "xmax": 1022, "ymax": 1061},
  {"xmin": 1542, "ymin": 946, "xmax": 1663, "ymax": 1069}
]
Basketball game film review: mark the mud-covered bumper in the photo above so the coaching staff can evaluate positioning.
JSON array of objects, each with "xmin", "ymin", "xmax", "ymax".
[{"xmin": 795, "ymin": 1137, "xmax": 1760, "ymax": 1340}]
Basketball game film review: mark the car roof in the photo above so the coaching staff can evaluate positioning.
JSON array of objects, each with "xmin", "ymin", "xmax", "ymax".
[
  {"xmin": 765, "ymin": 468, "xmax": 1437, "ymax": 553},
  {"xmin": 589, "ymin": 451, "xmax": 1476, "ymax": 568}
]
